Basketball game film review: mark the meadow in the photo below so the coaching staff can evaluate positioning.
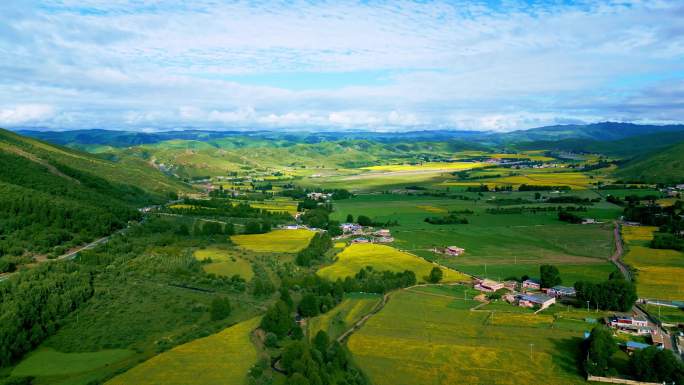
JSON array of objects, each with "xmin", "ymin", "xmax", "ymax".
[
  {"xmin": 193, "ymin": 247, "xmax": 254, "ymax": 280},
  {"xmin": 348, "ymin": 286, "xmax": 596, "ymax": 385},
  {"xmin": 622, "ymin": 226, "xmax": 684, "ymax": 300},
  {"xmin": 307, "ymin": 293, "xmax": 382, "ymax": 340},
  {"xmin": 316, "ymin": 243, "xmax": 470, "ymax": 283},
  {"xmin": 231, "ymin": 229, "xmax": 315, "ymax": 253},
  {"xmin": 106, "ymin": 317, "xmax": 260, "ymax": 385}
]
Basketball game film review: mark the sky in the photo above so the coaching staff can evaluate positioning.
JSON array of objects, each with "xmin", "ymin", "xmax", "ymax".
[{"xmin": 0, "ymin": 0, "xmax": 683, "ymax": 132}]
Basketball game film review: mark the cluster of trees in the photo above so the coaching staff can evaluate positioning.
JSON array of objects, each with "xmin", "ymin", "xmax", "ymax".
[
  {"xmin": 558, "ymin": 210, "xmax": 584, "ymax": 224},
  {"xmin": 546, "ymin": 196, "xmax": 598, "ymax": 204},
  {"xmin": 583, "ymin": 326, "xmax": 683, "ymax": 383},
  {"xmin": 487, "ymin": 206, "xmax": 588, "ymax": 215},
  {"xmin": 209, "ymin": 297, "xmax": 231, "ymax": 321},
  {"xmin": 574, "ymin": 277, "xmax": 637, "ymax": 312},
  {"xmin": 424, "ymin": 215, "xmax": 469, "ymax": 225},
  {"xmin": 244, "ymin": 221, "xmax": 271, "ymax": 234},
  {"xmin": 167, "ymin": 198, "xmax": 291, "ymax": 221},
  {"xmin": 466, "ymin": 184, "xmax": 512, "ymax": 192},
  {"xmin": 539, "ymin": 265, "xmax": 561, "ymax": 288},
  {"xmin": 281, "ymin": 188, "xmax": 352, "ymax": 201},
  {"xmin": 278, "ymin": 332, "xmax": 369, "ymax": 385},
  {"xmin": 192, "ymin": 220, "xmax": 235, "ymax": 236},
  {"xmin": 0, "ymin": 263, "xmax": 94, "ymax": 367},
  {"xmin": 296, "ymin": 233, "xmax": 333, "ymax": 266},
  {"xmin": 517, "ymin": 184, "xmax": 571, "ymax": 191}
]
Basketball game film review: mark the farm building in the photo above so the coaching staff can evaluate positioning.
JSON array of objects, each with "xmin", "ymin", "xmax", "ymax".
[
  {"xmin": 475, "ymin": 279, "xmax": 504, "ymax": 292},
  {"xmin": 522, "ymin": 279, "xmax": 541, "ymax": 290},
  {"xmin": 547, "ymin": 286, "xmax": 576, "ymax": 297},
  {"xmin": 352, "ymin": 238, "xmax": 370, "ymax": 244},
  {"xmin": 607, "ymin": 315, "xmax": 651, "ymax": 335},
  {"xmin": 373, "ymin": 236, "xmax": 394, "ymax": 243},
  {"xmin": 340, "ymin": 223, "xmax": 364, "ymax": 234},
  {"xmin": 517, "ymin": 294, "xmax": 555, "ymax": 309},
  {"xmin": 445, "ymin": 246, "xmax": 465, "ymax": 256},
  {"xmin": 373, "ymin": 229, "xmax": 391, "ymax": 237},
  {"xmin": 504, "ymin": 281, "xmax": 518, "ymax": 291},
  {"xmin": 624, "ymin": 341, "xmax": 651, "ymax": 353},
  {"xmin": 307, "ymin": 192, "xmax": 331, "ymax": 201}
]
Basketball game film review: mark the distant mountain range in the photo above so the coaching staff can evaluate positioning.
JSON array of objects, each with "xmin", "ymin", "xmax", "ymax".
[{"xmin": 15, "ymin": 122, "xmax": 684, "ymax": 147}]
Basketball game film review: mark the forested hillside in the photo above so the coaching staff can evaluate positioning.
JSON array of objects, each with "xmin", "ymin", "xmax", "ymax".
[
  {"xmin": 614, "ymin": 141, "xmax": 684, "ymax": 183},
  {"xmin": 0, "ymin": 129, "xmax": 188, "ymax": 268}
]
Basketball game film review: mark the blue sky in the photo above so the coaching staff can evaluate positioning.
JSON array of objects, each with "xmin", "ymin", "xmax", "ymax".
[{"xmin": 0, "ymin": 0, "xmax": 683, "ymax": 132}]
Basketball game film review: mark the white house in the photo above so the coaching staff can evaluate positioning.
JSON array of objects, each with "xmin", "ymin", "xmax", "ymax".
[
  {"xmin": 608, "ymin": 315, "xmax": 651, "ymax": 335},
  {"xmin": 517, "ymin": 294, "xmax": 555, "ymax": 309},
  {"xmin": 547, "ymin": 286, "xmax": 576, "ymax": 297},
  {"xmin": 445, "ymin": 246, "xmax": 465, "ymax": 256},
  {"xmin": 522, "ymin": 279, "xmax": 541, "ymax": 290},
  {"xmin": 475, "ymin": 279, "xmax": 504, "ymax": 292}
]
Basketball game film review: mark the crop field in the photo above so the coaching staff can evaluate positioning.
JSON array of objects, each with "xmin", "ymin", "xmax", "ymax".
[
  {"xmin": 193, "ymin": 248, "xmax": 254, "ymax": 280},
  {"xmin": 362, "ymin": 161, "xmax": 487, "ymax": 172},
  {"xmin": 316, "ymin": 243, "xmax": 470, "ymax": 283},
  {"xmin": 307, "ymin": 293, "xmax": 382, "ymax": 339},
  {"xmin": 11, "ymin": 348, "xmax": 134, "ymax": 383},
  {"xmin": 231, "ymin": 229, "xmax": 315, "ymax": 253},
  {"xmin": 245, "ymin": 200, "xmax": 298, "ymax": 215},
  {"xmin": 622, "ymin": 226, "xmax": 684, "ymax": 300},
  {"xmin": 106, "ymin": 317, "xmax": 260, "ymax": 385},
  {"xmin": 643, "ymin": 304, "xmax": 684, "ymax": 325},
  {"xmin": 347, "ymin": 287, "xmax": 593, "ymax": 385}
]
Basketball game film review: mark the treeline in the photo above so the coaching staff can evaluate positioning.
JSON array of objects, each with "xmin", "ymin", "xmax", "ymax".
[
  {"xmin": 280, "ymin": 187, "xmax": 353, "ymax": 200},
  {"xmin": 558, "ymin": 210, "xmax": 585, "ymax": 224},
  {"xmin": 424, "ymin": 214, "xmax": 469, "ymax": 225},
  {"xmin": 545, "ymin": 196, "xmax": 597, "ymax": 204},
  {"xmin": 574, "ymin": 277, "xmax": 637, "ymax": 312},
  {"xmin": 296, "ymin": 233, "xmax": 333, "ymax": 266},
  {"xmin": 167, "ymin": 198, "xmax": 291, "ymax": 220},
  {"xmin": 487, "ymin": 206, "xmax": 588, "ymax": 215},
  {"xmin": 0, "ymin": 263, "xmax": 94, "ymax": 367},
  {"xmin": 518, "ymin": 184, "xmax": 571, "ymax": 191}
]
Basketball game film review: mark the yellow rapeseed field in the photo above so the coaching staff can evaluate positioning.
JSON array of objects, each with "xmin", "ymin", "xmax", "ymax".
[
  {"xmin": 106, "ymin": 317, "xmax": 260, "ymax": 385},
  {"xmin": 231, "ymin": 229, "xmax": 315, "ymax": 253},
  {"xmin": 316, "ymin": 243, "xmax": 469, "ymax": 282},
  {"xmin": 307, "ymin": 295, "xmax": 381, "ymax": 339},
  {"xmin": 416, "ymin": 205, "xmax": 448, "ymax": 213},
  {"xmin": 362, "ymin": 162, "xmax": 486, "ymax": 172},
  {"xmin": 193, "ymin": 248, "xmax": 254, "ymax": 280}
]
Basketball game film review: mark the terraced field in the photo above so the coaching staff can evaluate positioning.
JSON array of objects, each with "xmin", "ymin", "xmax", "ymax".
[
  {"xmin": 193, "ymin": 248, "xmax": 254, "ymax": 280},
  {"xmin": 622, "ymin": 226, "xmax": 684, "ymax": 300},
  {"xmin": 316, "ymin": 243, "xmax": 470, "ymax": 283},
  {"xmin": 106, "ymin": 317, "xmax": 260, "ymax": 385},
  {"xmin": 348, "ymin": 287, "xmax": 594, "ymax": 385},
  {"xmin": 231, "ymin": 229, "xmax": 315, "ymax": 253}
]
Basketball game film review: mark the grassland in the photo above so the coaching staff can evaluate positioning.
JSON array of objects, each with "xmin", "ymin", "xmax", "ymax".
[
  {"xmin": 331, "ymin": 193, "xmax": 619, "ymax": 284},
  {"xmin": 348, "ymin": 286, "xmax": 597, "ymax": 385},
  {"xmin": 106, "ymin": 317, "xmax": 260, "ymax": 385},
  {"xmin": 622, "ymin": 226, "xmax": 684, "ymax": 300},
  {"xmin": 316, "ymin": 243, "xmax": 470, "ymax": 283},
  {"xmin": 11, "ymin": 348, "xmax": 134, "ymax": 383},
  {"xmin": 193, "ymin": 248, "xmax": 254, "ymax": 280},
  {"xmin": 643, "ymin": 304, "xmax": 684, "ymax": 325},
  {"xmin": 307, "ymin": 293, "xmax": 382, "ymax": 340},
  {"xmin": 231, "ymin": 229, "xmax": 315, "ymax": 253}
]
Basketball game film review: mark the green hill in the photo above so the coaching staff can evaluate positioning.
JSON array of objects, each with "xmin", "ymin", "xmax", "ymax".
[
  {"xmin": 0, "ymin": 128, "xmax": 189, "ymax": 266},
  {"xmin": 614, "ymin": 141, "xmax": 684, "ymax": 183}
]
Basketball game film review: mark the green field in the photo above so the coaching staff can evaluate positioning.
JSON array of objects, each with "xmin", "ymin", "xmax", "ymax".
[
  {"xmin": 317, "ymin": 243, "xmax": 470, "ymax": 283},
  {"xmin": 622, "ymin": 226, "xmax": 684, "ymax": 300},
  {"xmin": 194, "ymin": 247, "xmax": 254, "ymax": 280},
  {"xmin": 10, "ymin": 348, "xmax": 134, "ymax": 384},
  {"xmin": 106, "ymin": 317, "xmax": 260, "ymax": 385},
  {"xmin": 307, "ymin": 293, "xmax": 382, "ymax": 340},
  {"xmin": 231, "ymin": 229, "xmax": 315, "ymax": 253},
  {"xmin": 348, "ymin": 286, "xmax": 595, "ymax": 385}
]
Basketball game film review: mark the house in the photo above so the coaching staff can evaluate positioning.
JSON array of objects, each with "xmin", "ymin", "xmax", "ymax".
[
  {"xmin": 307, "ymin": 192, "xmax": 331, "ymax": 201},
  {"xmin": 374, "ymin": 229, "xmax": 391, "ymax": 237},
  {"xmin": 547, "ymin": 285, "xmax": 576, "ymax": 297},
  {"xmin": 374, "ymin": 236, "xmax": 394, "ymax": 243},
  {"xmin": 522, "ymin": 279, "xmax": 541, "ymax": 290},
  {"xmin": 677, "ymin": 184, "xmax": 684, "ymax": 190},
  {"xmin": 608, "ymin": 315, "xmax": 651, "ymax": 334},
  {"xmin": 284, "ymin": 225, "xmax": 300, "ymax": 230},
  {"xmin": 517, "ymin": 294, "xmax": 555, "ymax": 309},
  {"xmin": 445, "ymin": 246, "xmax": 465, "ymax": 256},
  {"xmin": 475, "ymin": 279, "xmax": 504, "ymax": 292},
  {"xmin": 341, "ymin": 223, "xmax": 363, "ymax": 234},
  {"xmin": 504, "ymin": 280, "xmax": 518, "ymax": 291},
  {"xmin": 582, "ymin": 218, "xmax": 597, "ymax": 224},
  {"xmin": 625, "ymin": 341, "xmax": 651, "ymax": 352},
  {"xmin": 352, "ymin": 237, "xmax": 369, "ymax": 244}
]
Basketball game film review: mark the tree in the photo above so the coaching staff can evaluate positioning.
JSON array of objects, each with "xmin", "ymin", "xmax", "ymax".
[
  {"xmin": 630, "ymin": 346, "xmax": 684, "ymax": 383},
  {"xmin": 357, "ymin": 215, "xmax": 372, "ymax": 226},
  {"xmin": 534, "ymin": 192, "xmax": 541, "ymax": 200},
  {"xmin": 298, "ymin": 293, "xmax": 320, "ymax": 317},
  {"xmin": 210, "ymin": 297, "xmax": 231, "ymax": 321},
  {"xmin": 427, "ymin": 266, "xmax": 443, "ymax": 283},
  {"xmin": 540, "ymin": 264, "xmax": 561, "ymax": 288},
  {"xmin": 244, "ymin": 221, "xmax": 262, "ymax": 234},
  {"xmin": 313, "ymin": 330, "xmax": 329, "ymax": 354},
  {"xmin": 346, "ymin": 214, "xmax": 354, "ymax": 223},
  {"xmin": 584, "ymin": 326, "xmax": 617, "ymax": 376},
  {"xmin": 260, "ymin": 300, "xmax": 293, "ymax": 337}
]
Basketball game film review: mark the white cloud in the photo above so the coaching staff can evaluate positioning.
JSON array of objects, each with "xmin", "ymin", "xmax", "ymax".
[{"xmin": 0, "ymin": 104, "xmax": 55, "ymax": 125}]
